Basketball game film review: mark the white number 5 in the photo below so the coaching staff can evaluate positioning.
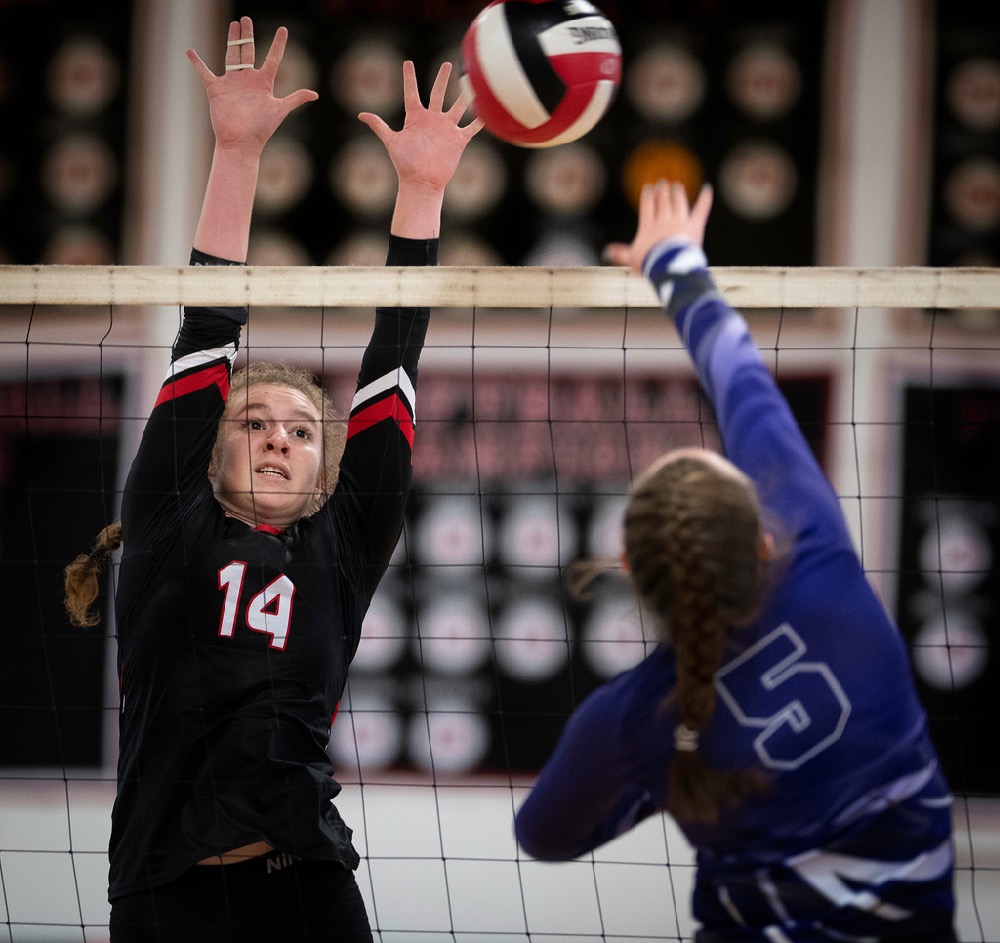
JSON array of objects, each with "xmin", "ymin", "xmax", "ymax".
[
  {"xmin": 716, "ymin": 623, "xmax": 851, "ymax": 770},
  {"xmin": 217, "ymin": 560, "xmax": 295, "ymax": 651}
]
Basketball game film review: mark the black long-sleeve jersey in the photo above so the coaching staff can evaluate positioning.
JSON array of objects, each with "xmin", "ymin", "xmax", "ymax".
[{"xmin": 108, "ymin": 236, "xmax": 434, "ymax": 901}]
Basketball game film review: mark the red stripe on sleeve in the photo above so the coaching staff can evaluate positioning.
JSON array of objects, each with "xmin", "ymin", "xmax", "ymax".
[
  {"xmin": 154, "ymin": 363, "xmax": 231, "ymax": 408},
  {"xmin": 347, "ymin": 393, "xmax": 415, "ymax": 449}
]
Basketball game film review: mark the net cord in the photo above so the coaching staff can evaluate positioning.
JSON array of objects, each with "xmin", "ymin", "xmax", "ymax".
[{"xmin": 2, "ymin": 265, "xmax": 999, "ymax": 309}]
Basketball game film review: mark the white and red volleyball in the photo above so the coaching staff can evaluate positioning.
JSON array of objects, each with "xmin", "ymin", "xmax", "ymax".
[{"xmin": 460, "ymin": 0, "xmax": 622, "ymax": 148}]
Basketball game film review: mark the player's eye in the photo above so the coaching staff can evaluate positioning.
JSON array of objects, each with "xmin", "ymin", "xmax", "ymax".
[{"xmin": 246, "ymin": 418, "xmax": 265, "ymax": 431}]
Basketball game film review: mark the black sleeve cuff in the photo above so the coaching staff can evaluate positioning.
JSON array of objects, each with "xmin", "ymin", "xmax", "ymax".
[
  {"xmin": 190, "ymin": 247, "xmax": 245, "ymax": 267},
  {"xmin": 386, "ymin": 234, "xmax": 439, "ymax": 268},
  {"xmin": 186, "ymin": 248, "xmax": 248, "ymax": 325}
]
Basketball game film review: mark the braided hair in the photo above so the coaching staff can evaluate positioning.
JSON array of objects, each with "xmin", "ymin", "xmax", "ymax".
[{"xmin": 624, "ymin": 452, "xmax": 770, "ymax": 823}]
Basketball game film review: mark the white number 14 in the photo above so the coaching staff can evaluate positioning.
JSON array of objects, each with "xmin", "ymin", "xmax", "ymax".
[{"xmin": 217, "ymin": 560, "xmax": 295, "ymax": 650}]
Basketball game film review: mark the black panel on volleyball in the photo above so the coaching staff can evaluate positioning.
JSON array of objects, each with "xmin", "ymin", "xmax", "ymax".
[{"xmin": 500, "ymin": 2, "xmax": 572, "ymax": 115}]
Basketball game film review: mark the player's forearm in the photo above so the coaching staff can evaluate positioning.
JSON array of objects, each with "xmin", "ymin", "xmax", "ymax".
[
  {"xmin": 644, "ymin": 240, "xmax": 760, "ymax": 416},
  {"xmin": 192, "ymin": 145, "xmax": 262, "ymax": 263}
]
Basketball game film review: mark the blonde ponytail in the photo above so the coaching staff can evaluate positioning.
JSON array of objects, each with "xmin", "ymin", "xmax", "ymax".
[{"xmin": 64, "ymin": 522, "xmax": 122, "ymax": 628}]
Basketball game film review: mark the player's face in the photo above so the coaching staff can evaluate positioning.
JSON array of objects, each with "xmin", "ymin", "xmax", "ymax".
[{"xmin": 210, "ymin": 383, "xmax": 324, "ymax": 528}]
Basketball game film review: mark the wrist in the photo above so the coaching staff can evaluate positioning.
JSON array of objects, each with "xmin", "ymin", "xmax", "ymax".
[
  {"xmin": 642, "ymin": 238, "xmax": 706, "ymax": 280},
  {"xmin": 211, "ymin": 140, "xmax": 266, "ymax": 167},
  {"xmin": 390, "ymin": 182, "xmax": 446, "ymax": 240}
]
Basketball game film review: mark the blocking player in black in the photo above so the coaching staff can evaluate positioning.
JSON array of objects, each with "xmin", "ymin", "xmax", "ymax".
[{"xmin": 64, "ymin": 16, "xmax": 481, "ymax": 941}]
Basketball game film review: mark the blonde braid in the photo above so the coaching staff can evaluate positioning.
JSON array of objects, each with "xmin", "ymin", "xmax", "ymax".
[{"xmin": 64, "ymin": 522, "xmax": 122, "ymax": 628}]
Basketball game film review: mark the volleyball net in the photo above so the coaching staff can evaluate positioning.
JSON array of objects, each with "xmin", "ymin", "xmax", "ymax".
[{"xmin": 0, "ymin": 264, "xmax": 998, "ymax": 941}]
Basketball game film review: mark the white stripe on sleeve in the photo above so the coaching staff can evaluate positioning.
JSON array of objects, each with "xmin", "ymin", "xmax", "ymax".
[{"xmin": 352, "ymin": 367, "xmax": 416, "ymax": 420}]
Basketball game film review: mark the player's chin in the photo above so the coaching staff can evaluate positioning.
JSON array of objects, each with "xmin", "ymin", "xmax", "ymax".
[{"xmin": 250, "ymin": 490, "xmax": 315, "ymax": 520}]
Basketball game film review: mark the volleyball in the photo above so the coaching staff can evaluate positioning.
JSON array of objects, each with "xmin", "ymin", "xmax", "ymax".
[{"xmin": 460, "ymin": 0, "xmax": 622, "ymax": 148}]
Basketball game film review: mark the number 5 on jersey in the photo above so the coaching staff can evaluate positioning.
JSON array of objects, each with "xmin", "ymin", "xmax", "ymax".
[{"xmin": 716, "ymin": 623, "xmax": 851, "ymax": 770}]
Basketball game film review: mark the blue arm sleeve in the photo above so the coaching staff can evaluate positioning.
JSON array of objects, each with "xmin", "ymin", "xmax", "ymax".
[
  {"xmin": 644, "ymin": 239, "xmax": 851, "ymax": 551},
  {"xmin": 514, "ymin": 684, "xmax": 657, "ymax": 860}
]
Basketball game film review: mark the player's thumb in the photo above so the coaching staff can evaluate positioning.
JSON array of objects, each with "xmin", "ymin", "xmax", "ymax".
[
  {"xmin": 280, "ymin": 89, "xmax": 319, "ymax": 116},
  {"xmin": 602, "ymin": 243, "xmax": 632, "ymax": 268},
  {"xmin": 357, "ymin": 112, "xmax": 391, "ymax": 144}
]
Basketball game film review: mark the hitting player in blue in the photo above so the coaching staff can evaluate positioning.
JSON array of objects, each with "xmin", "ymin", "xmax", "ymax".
[
  {"xmin": 63, "ymin": 16, "xmax": 481, "ymax": 941},
  {"xmin": 514, "ymin": 181, "xmax": 957, "ymax": 942}
]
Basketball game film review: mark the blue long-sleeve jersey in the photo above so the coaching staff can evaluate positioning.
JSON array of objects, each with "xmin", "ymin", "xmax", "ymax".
[{"xmin": 514, "ymin": 240, "xmax": 955, "ymax": 941}]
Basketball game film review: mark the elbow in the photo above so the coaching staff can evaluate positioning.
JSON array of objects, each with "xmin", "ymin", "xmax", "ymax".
[
  {"xmin": 515, "ymin": 831, "xmax": 562, "ymax": 863},
  {"xmin": 514, "ymin": 809, "xmax": 577, "ymax": 862}
]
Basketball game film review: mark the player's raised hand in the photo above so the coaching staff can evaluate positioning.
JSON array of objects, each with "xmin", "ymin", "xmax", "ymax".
[
  {"xmin": 187, "ymin": 16, "xmax": 318, "ymax": 154},
  {"xmin": 605, "ymin": 181, "xmax": 714, "ymax": 273},
  {"xmin": 359, "ymin": 60, "xmax": 483, "ymax": 196}
]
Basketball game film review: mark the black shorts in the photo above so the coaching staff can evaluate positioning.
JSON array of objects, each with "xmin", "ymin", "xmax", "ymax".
[{"xmin": 110, "ymin": 853, "xmax": 372, "ymax": 943}]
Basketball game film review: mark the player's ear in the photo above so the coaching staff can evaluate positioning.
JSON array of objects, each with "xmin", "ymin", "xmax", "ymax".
[
  {"xmin": 310, "ymin": 469, "xmax": 325, "ymax": 507},
  {"xmin": 207, "ymin": 426, "xmax": 229, "ymax": 489},
  {"xmin": 207, "ymin": 438, "xmax": 221, "ymax": 482}
]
